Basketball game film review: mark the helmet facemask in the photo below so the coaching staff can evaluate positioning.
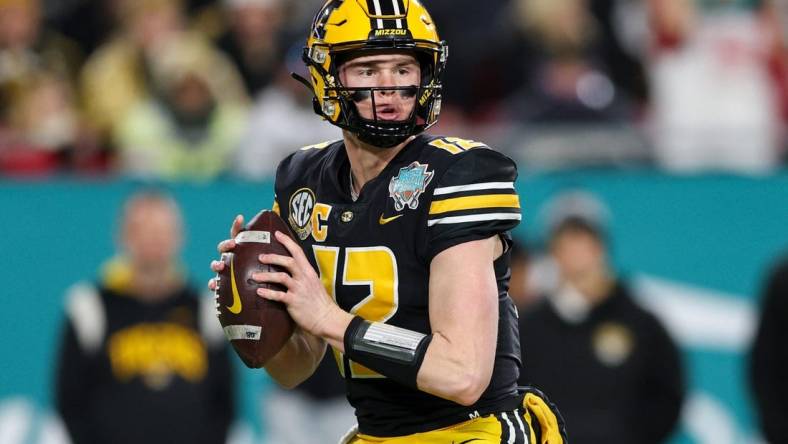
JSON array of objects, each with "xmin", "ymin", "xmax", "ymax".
[{"xmin": 329, "ymin": 50, "xmax": 436, "ymax": 148}]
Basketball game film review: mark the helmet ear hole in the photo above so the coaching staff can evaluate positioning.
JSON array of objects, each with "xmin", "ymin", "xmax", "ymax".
[
  {"xmin": 333, "ymin": 52, "xmax": 353, "ymax": 71},
  {"xmin": 415, "ymin": 52, "xmax": 434, "ymax": 86}
]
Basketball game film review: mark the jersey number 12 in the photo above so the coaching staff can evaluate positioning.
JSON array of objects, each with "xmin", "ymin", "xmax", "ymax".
[{"xmin": 313, "ymin": 245, "xmax": 398, "ymax": 379}]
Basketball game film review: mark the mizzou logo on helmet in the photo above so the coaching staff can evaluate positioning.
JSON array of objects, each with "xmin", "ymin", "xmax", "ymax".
[{"xmin": 373, "ymin": 29, "xmax": 409, "ymax": 37}]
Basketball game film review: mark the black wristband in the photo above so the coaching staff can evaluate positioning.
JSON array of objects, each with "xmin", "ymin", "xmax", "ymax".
[
  {"xmin": 343, "ymin": 315, "xmax": 368, "ymax": 356},
  {"xmin": 343, "ymin": 316, "xmax": 432, "ymax": 389}
]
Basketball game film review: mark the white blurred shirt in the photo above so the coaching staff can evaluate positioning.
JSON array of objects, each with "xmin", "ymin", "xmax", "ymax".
[
  {"xmin": 234, "ymin": 85, "xmax": 341, "ymax": 180},
  {"xmin": 649, "ymin": 11, "xmax": 781, "ymax": 173}
]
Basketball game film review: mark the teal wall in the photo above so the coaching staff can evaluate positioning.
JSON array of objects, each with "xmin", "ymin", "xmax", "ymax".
[{"xmin": 1, "ymin": 172, "xmax": 787, "ymax": 443}]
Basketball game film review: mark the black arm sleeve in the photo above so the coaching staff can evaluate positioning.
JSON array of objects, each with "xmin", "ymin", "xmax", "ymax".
[
  {"xmin": 750, "ymin": 259, "xmax": 788, "ymax": 442},
  {"xmin": 54, "ymin": 320, "xmax": 99, "ymax": 444}
]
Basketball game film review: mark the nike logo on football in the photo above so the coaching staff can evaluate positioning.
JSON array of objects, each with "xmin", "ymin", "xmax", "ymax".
[
  {"xmin": 379, "ymin": 214, "xmax": 403, "ymax": 225},
  {"xmin": 227, "ymin": 259, "xmax": 243, "ymax": 314}
]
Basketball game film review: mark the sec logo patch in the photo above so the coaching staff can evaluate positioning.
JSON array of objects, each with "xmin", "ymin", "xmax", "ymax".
[{"xmin": 288, "ymin": 188, "xmax": 316, "ymax": 240}]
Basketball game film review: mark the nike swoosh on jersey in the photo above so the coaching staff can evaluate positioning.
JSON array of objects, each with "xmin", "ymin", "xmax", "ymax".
[
  {"xmin": 379, "ymin": 214, "xmax": 404, "ymax": 225},
  {"xmin": 227, "ymin": 259, "xmax": 243, "ymax": 314}
]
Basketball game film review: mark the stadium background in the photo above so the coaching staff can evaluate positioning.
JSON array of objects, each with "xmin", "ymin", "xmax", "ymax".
[
  {"xmin": 2, "ymin": 173, "xmax": 788, "ymax": 443},
  {"xmin": 0, "ymin": 0, "xmax": 786, "ymax": 443}
]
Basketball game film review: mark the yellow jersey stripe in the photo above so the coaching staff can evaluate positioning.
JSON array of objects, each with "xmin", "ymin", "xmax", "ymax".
[
  {"xmin": 429, "ymin": 194, "xmax": 520, "ymax": 215},
  {"xmin": 445, "ymin": 137, "xmax": 487, "ymax": 150},
  {"xmin": 428, "ymin": 138, "xmax": 464, "ymax": 154}
]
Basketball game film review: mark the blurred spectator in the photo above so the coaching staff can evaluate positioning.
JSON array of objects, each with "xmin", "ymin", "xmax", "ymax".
[
  {"xmin": 750, "ymin": 254, "xmax": 788, "ymax": 442},
  {"xmin": 0, "ymin": 0, "xmax": 83, "ymax": 87},
  {"xmin": 588, "ymin": 0, "xmax": 651, "ymax": 105},
  {"xmin": 508, "ymin": 240, "xmax": 542, "ymax": 309},
  {"xmin": 647, "ymin": 0, "xmax": 785, "ymax": 172},
  {"xmin": 0, "ymin": 72, "xmax": 81, "ymax": 174},
  {"xmin": 279, "ymin": 0, "xmax": 328, "ymax": 37},
  {"xmin": 113, "ymin": 35, "xmax": 248, "ymax": 180},
  {"xmin": 425, "ymin": 0, "xmax": 511, "ymax": 118},
  {"xmin": 519, "ymin": 191, "xmax": 685, "ymax": 444},
  {"xmin": 80, "ymin": 0, "xmax": 246, "ymax": 142},
  {"xmin": 476, "ymin": 0, "xmax": 653, "ymax": 170},
  {"xmin": 43, "ymin": 0, "xmax": 121, "ymax": 56},
  {"xmin": 479, "ymin": 0, "xmax": 642, "ymax": 124},
  {"xmin": 215, "ymin": 0, "xmax": 286, "ymax": 97},
  {"xmin": 0, "ymin": 0, "xmax": 100, "ymax": 174},
  {"xmin": 263, "ymin": 354, "xmax": 355, "ymax": 444},
  {"xmin": 501, "ymin": 0, "xmax": 635, "ymax": 123},
  {"xmin": 54, "ymin": 190, "xmax": 235, "ymax": 444},
  {"xmin": 80, "ymin": 0, "xmax": 187, "ymax": 137},
  {"xmin": 233, "ymin": 44, "xmax": 340, "ymax": 180},
  {"xmin": 764, "ymin": 0, "xmax": 788, "ymax": 157}
]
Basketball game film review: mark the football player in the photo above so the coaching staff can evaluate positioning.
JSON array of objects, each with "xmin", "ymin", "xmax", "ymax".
[{"xmin": 210, "ymin": 1, "xmax": 567, "ymax": 442}]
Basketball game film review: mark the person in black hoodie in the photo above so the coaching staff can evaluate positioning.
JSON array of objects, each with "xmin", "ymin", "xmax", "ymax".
[
  {"xmin": 54, "ymin": 190, "xmax": 235, "ymax": 444},
  {"xmin": 518, "ymin": 193, "xmax": 685, "ymax": 443},
  {"xmin": 750, "ymin": 255, "xmax": 788, "ymax": 443}
]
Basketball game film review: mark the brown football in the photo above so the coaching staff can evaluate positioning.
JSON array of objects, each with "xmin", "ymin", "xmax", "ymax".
[{"xmin": 215, "ymin": 210, "xmax": 295, "ymax": 368}]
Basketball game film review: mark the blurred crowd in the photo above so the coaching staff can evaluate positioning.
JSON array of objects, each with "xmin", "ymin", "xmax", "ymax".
[{"xmin": 0, "ymin": 0, "xmax": 786, "ymax": 179}]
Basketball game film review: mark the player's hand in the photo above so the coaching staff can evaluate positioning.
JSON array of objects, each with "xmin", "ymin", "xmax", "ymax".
[
  {"xmin": 208, "ymin": 215, "xmax": 245, "ymax": 291},
  {"xmin": 253, "ymin": 231, "xmax": 340, "ymax": 337}
]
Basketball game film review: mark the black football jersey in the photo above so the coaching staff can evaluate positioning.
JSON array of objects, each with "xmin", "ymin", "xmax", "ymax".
[{"xmin": 273, "ymin": 134, "xmax": 523, "ymax": 436}]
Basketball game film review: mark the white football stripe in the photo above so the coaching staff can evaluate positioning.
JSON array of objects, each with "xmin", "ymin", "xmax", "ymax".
[
  {"xmin": 434, "ymin": 182, "xmax": 515, "ymax": 195},
  {"xmin": 235, "ymin": 230, "xmax": 271, "ymax": 244},
  {"xmin": 427, "ymin": 213, "xmax": 521, "ymax": 226},
  {"xmin": 223, "ymin": 325, "xmax": 262, "ymax": 341}
]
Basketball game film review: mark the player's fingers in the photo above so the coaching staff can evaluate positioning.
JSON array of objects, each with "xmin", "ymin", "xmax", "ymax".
[
  {"xmin": 274, "ymin": 231, "xmax": 312, "ymax": 271},
  {"xmin": 251, "ymin": 271, "xmax": 293, "ymax": 288},
  {"xmin": 208, "ymin": 277, "xmax": 218, "ymax": 291},
  {"xmin": 258, "ymin": 254, "xmax": 296, "ymax": 273},
  {"xmin": 210, "ymin": 260, "xmax": 225, "ymax": 272},
  {"xmin": 217, "ymin": 239, "xmax": 236, "ymax": 253},
  {"xmin": 230, "ymin": 214, "xmax": 244, "ymax": 238},
  {"xmin": 257, "ymin": 287, "xmax": 288, "ymax": 303}
]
